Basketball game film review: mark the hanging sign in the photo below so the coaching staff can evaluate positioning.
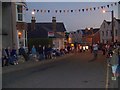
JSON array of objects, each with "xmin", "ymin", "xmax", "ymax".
[{"xmin": 48, "ymin": 31, "xmax": 54, "ymax": 37}]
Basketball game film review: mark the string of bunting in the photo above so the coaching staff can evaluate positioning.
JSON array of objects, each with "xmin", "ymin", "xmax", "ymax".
[{"xmin": 24, "ymin": 2, "xmax": 119, "ymax": 14}]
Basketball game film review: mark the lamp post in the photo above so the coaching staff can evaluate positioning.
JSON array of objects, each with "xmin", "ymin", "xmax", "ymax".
[
  {"xmin": 31, "ymin": 11, "xmax": 36, "ymax": 31},
  {"xmin": 103, "ymin": 10, "xmax": 114, "ymax": 43}
]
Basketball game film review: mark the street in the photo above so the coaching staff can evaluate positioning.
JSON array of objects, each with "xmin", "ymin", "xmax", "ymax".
[{"xmin": 3, "ymin": 51, "xmax": 108, "ymax": 88}]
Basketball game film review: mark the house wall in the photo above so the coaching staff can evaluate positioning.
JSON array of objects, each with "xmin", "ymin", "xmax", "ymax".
[
  {"xmin": 100, "ymin": 21, "xmax": 110, "ymax": 44},
  {"xmin": 2, "ymin": 2, "xmax": 17, "ymax": 48},
  {"xmin": 93, "ymin": 31, "xmax": 100, "ymax": 44},
  {"xmin": 53, "ymin": 38, "xmax": 64, "ymax": 50}
]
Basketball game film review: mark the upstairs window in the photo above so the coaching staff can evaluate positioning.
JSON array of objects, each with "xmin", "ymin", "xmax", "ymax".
[
  {"xmin": 17, "ymin": 5, "xmax": 22, "ymax": 13},
  {"xmin": 17, "ymin": 5, "xmax": 23, "ymax": 21}
]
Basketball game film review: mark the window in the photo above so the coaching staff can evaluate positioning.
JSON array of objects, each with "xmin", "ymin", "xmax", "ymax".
[
  {"xmin": 17, "ymin": 5, "xmax": 22, "ymax": 13},
  {"xmin": 18, "ymin": 14, "xmax": 22, "ymax": 21},
  {"xmin": 17, "ymin": 5, "xmax": 23, "ymax": 21}
]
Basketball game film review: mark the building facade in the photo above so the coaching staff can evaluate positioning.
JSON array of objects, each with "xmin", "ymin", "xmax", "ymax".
[
  {"xmin": 27, "ymin": 17, "xmax": 66, "ymax": 50},
  {"xmin": 100, "ymin": 18, "xmax": 120, "ymax": 44},
  {"xmin": 2, "ymin": 2, "xmax": 17, "ymax": 48},
  {"xmin": 2, "ymin": 1, "xmax": 27, "ymax": 49},
  {"xmin": 16, "ymin": 2, "xmax": 27, "ymax": 49}
]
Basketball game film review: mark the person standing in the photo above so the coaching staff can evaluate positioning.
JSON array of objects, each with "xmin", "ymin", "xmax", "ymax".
[
  {"xmin": 19, "ymin": 45, "xmax": 28, "ymax": 61},
  {"xmin": 5, "ymin": 47, "xmax": 11, "ymax": 65},
  {"xmin": 109, "ymin": 48, "xmax": 119, "ymax": 80},
  {"xmin": 38, "ymin": 45, "xmax": 43, "ymax": 60},
  {"xmin": 2, "ymin": 48, "xmax": 7, "ymax": 66},
  {"xmin": 93, "ymin": 43, "xmax": 98, "ymax": 59},
  {"xmin": 31, "ymin": 45, "xmax": 37, "ymax": 59}
]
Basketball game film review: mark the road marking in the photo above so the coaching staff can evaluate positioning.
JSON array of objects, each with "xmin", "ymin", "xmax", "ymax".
[{"xmin": 105, "ymin": 63, "xmax": 109, "ymax": 90}]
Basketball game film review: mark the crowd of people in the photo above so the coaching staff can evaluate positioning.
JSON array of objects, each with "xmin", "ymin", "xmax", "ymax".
[
  {"xmin": 1, "ymin": 43, "xmax": 120, "ymax": 79},
  {"xmin": 104, "ymin": 43, "xmax": 120, "ymax": 80},
  {"xmin": 1, "ymin": 45, "xmax": 71, "ymax": 67}
]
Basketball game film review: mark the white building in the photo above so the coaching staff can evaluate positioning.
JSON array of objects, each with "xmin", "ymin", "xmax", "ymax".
[
  {"xmin": 2, "ymin": 1, "xmax": 27, "ymax": 49},
  {"xmin": 100, "ymin": 20, "xmax": 111, "ymax": 44},
  {"xmin": 16, "ymin": 2, "xmax": 28, "ymax": 49},
  {"xmin": 100, "ymin": 18, "xmax": 120, "ymax": 44}
]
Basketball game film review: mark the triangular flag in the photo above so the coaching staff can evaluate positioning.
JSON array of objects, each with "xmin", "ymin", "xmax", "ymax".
[
  {"xmin": 48, "ymin": 10, "xmax": 50, "ymax": 13},
  {"xmin": 107, "ymin": 5, "xmax": 109, "ymax": 8},
  {"xmin": 114, "ymin": 2, "xmax": 117, "ymax": 5},
  {"xmin": 26, "ymin": 8, "xmax": 28, "ymax": 11},
  {"xmin": 86, "ymin": 8, "xmax": 88, "ymax": 11},
  {"xmin": 37, "ymin": 10, "xmax": 39, "ymax": 12},
  {"xmin": 101, "ymin": 6, "xmax": 103, "ymax": 9},
  {"xmin": 40, "ymin": 10, "xmax": 42, "ymax": 12},
  {"xmin": 55, "ymin": 10, "xmax": 57, "ymax": 13},
  {"xmin": 44, "ymin": 10, "xmax": 46, "ymax": 13},
  {"xmin": 59, "ymin": 10, "xmax": 62, "ymax": 13},
  {"xmin": 111, "ymin": 4, "xmax": 113, "ymax": 6},
  {"xmin": 71, "ymin": 10, "xmax": 73, "ymax": 12},
  {"xmin": 119, "ymin": 1, "xmax": 120, "ymax": 4},
  {"xmin": 90, "ymin": 8, "xmax": 92, "ymax": 11},
  {"xmin": 93, "ymin": 7, "xmax": 96, "ymax": 10},
  {"xmin": 82, "ymin": 9, "xmax": 84, "ymax": 12}
]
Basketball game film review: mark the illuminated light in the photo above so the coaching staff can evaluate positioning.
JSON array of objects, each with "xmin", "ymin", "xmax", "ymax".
[
  {"xmin": 86, "ymin": 46, "xmax": 89, "ymax": 49},
  {"xmin": 18, "ymin": 32, "xmax": 22, "ymax": 36},
  {"xmin": 88, "ymin": 28, "xmax": 90, "ymax": 30},
  {"xmin": 68, "ymin": 38, "xmax": 72, "ymax": 43},
  {"xmin": 32, "ymin": 11, "xmax": 35, "ymax": 15},
  {"xmin": 71, "ymin": 44, "xmax": 74, "ymax": 47},
  {"xmin": 83, "ymin": 46, "xmax": 86, "ymax": 50},
  {"xmin": 102, "ymin": 10, "xmax": 106, "ymax": 13},
  {"xmin": 80, "ymin": 46, "xmax": 82, "ymax": 49}
]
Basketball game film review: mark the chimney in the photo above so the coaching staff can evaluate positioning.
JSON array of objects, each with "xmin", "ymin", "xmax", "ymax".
[
  {"xmin": 31, "ymin": 17, "xmax": 36, "ymax": 31},
  {"xmin": 52, "ymin": 17, "xmax": 56, "ymax": 32}
]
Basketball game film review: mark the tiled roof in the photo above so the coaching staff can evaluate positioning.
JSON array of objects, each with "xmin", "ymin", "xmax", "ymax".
[{"xmin": 27, "ymin": 22, "xmax": 66, "ymax": 38}]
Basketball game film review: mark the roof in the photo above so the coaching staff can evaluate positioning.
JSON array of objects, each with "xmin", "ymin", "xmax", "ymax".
[
  {"xmin": 116, "ymin": 19, "xmax": 120, "ymax": 24},
  {"xmin": 81, "ymin": 28, "xmax": 100, "ymax": 35},
  {"xmin": 104, "ymin": 20, "xmax": 111, "ymax": 25},
  {"xmin": 27, "ymin": 22, "xmax": 66, "ymax": 32},
  {"xmin": 27, "ymin": 22, "xmax": 66, "ymax": 38},
  {"xmin": 106, "ymin": 21, "xmax": 111, "ymax": 25}
]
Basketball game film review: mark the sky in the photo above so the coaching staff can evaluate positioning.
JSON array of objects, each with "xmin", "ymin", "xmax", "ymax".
[{"xmin": 25, "ymin": 1, "xmax": 119, "ymax": 31}]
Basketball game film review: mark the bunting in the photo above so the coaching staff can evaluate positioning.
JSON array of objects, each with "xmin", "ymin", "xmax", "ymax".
[{"xmin": 24, "ymin": 2, "xmax": 119, "ymax": 14}]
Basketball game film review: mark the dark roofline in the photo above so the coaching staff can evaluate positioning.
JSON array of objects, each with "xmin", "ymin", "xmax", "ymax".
[
  {"xmin": 104, "ymin": 20, "xmax": 111, "ymax": 25},
  {"xmin": 115, "ymin": 18, "xmax": 120, "ymax": 23}
]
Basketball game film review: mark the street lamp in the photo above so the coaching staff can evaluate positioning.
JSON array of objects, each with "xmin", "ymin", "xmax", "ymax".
[
  {"xmin": 103, "ymin": 10, "xmax": 114, "ymax": 43},
  {"xmin": 31, "ymin": 11, "xmax": 36, "ymax": 31}
]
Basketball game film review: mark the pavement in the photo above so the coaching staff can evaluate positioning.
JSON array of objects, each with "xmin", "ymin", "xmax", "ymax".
[{"xmin": 2, "ymin": 54, "xmax": 73, "ymax": 74}]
